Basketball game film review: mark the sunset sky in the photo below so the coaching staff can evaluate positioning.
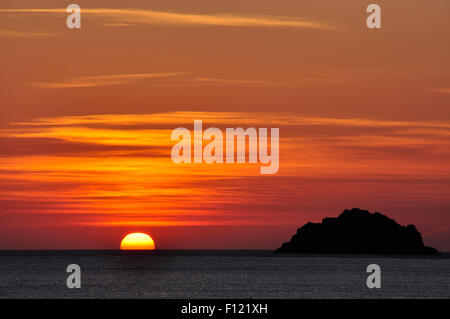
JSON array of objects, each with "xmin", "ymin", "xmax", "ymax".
[{"xmin": 0, "ymin": 0, "xmax": 449, "ymax": 250}]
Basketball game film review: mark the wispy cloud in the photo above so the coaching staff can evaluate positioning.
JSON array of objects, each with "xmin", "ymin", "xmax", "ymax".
[
  {"xmin": 0, "ymin": 8, "xmax": 335, "ymax": 30},
  {"xmin": 186, "ymin": 76, "xmax": 356, "ymax": 86},
  {"xmin": 432, "ymin": 88, "xmax": 450, "ymax": 94},
  {"xmin": 101, "ymin": 23, "xmax": 132, "ymax": 27},
  {"xmin": 31, "ymin": 72, "xmax": 189, "ymax": 89},
  {"xmin": 12, "ymin": 111, "xmax": 450, "ymax": 130},
  {"xmin": 30, "ymin": 73, "xmax": 355, "ymax": 89},
  {"xmin": 0, "ymin": 29, "xmax": 58, "ymax": 38},
  {"xmin": 191, "ymin": 78, "xmax": 276, "ymax": 85}
]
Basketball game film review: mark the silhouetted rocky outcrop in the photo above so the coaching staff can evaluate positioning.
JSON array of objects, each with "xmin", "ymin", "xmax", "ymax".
[{"xmin": 275, "ymin": 208, "xmax": 438, "ymax": 254}]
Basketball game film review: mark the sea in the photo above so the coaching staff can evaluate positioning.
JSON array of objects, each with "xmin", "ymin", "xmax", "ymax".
[{"xmin": 0, "ymin": 250, "xmax": 448, "ymax": 299}]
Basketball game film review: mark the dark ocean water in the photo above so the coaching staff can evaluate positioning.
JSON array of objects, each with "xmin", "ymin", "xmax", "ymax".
[{"xmin": 0, "ymin": 250, "xmax": 448, "ymax": 299}]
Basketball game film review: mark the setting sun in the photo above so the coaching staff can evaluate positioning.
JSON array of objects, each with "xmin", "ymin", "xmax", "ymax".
[{"xmin": 120, "ymin": 233, "xmax": 155, "ymax": 250}]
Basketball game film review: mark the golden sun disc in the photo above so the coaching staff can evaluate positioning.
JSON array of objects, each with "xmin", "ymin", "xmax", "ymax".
[{"xmin": 120, "ymin": 232, "xmax": 155, "ymax": 250}]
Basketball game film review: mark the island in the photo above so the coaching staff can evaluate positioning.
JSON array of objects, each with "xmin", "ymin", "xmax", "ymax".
[{"xmin": 275, "ymin": 208, "xmax": 439, "ymax": 254}]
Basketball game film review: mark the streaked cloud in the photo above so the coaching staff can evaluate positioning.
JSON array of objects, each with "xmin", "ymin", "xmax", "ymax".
[
  {"xmin": 1, "ymin": 111, "xmax": 449, "ymax": 230},
  {"xmin": 0, "ymin": 29, "xmax": 58, "ymax": 38},
  {"xmin": 186, "ymin": 76, "xmax": 363, "ymax": 86},
  {"xmin": 31, "ymin": 72, "xmax": 189, "ymax": 88},
  {"xmin": 101, "ymin": 23, "xmax": 132, "ymax": 27},
  {"xmin": 0, "ymin": 8, "xmax": 335, "ymax": 30},
  {"xmin": 12, "ymin": 111, "xmax": 450, "ymax": 130},
  {"xmin": 4, "ymin": 127, "xmax": 173, "ymax": 147},
  {"xmin": 432, "ymin": 88, "xmax": 450, "ymax": 94},
  {"xmin": 191, "ymin": 78, "xmax": 275, "ymax": 85}
]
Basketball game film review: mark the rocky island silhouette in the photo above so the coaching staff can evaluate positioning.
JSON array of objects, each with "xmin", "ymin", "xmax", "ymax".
[{"xmin": 275, "ymin": 208, "xmax": 438, "ymax": 254}]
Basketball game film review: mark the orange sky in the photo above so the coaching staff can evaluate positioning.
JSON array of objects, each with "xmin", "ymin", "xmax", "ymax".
[{"xmin": 0, "ymin": 0, "xmax": 449, "ymax": 250}]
